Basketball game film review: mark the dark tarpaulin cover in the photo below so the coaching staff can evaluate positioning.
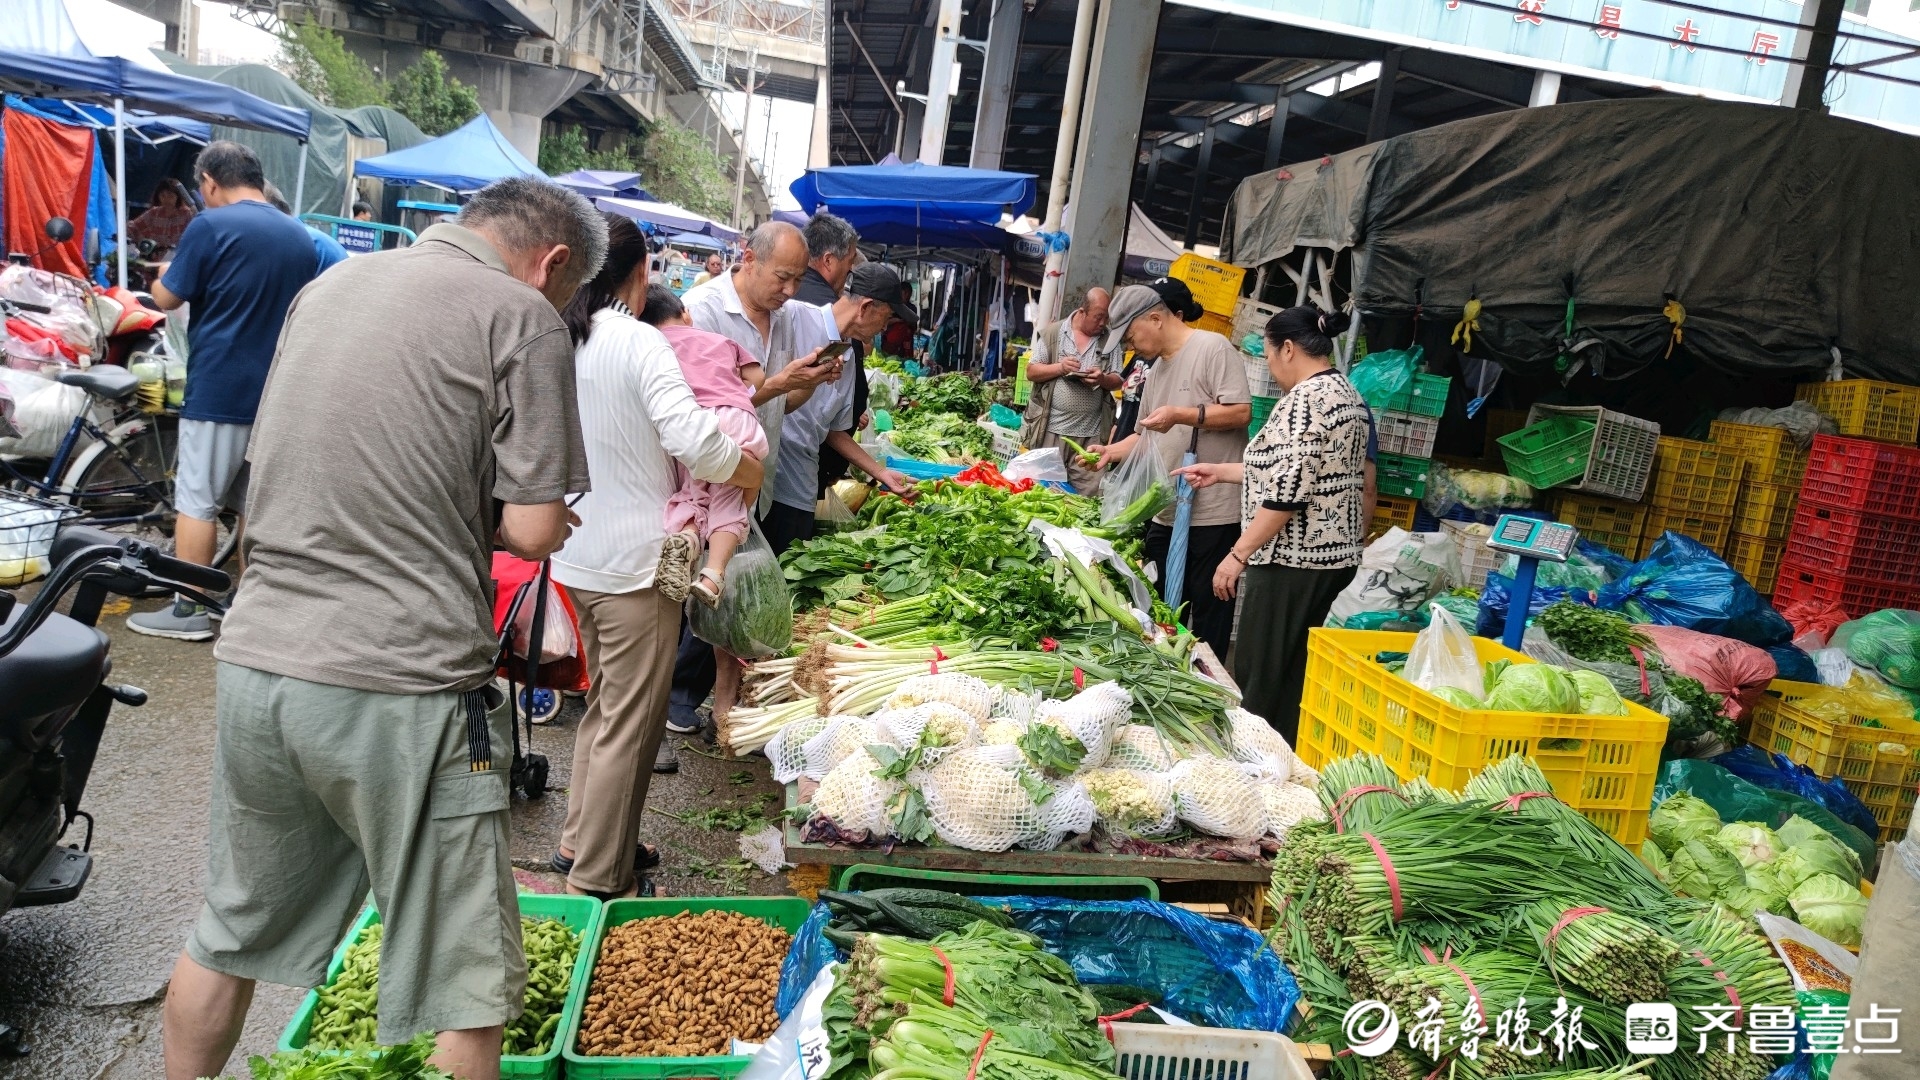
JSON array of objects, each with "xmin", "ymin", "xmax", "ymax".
[
  {"xmin": 1350, "ymin": 98, "xmax": 1920, "ymax": 383},
  {"xmin": 1225, "ymin": 143, "xmax": 1375, "ymax": 266}
]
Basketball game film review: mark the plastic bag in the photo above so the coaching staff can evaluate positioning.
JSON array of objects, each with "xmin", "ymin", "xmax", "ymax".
[
  {"xmin": 0, "ymin": 368, "xmax": 87, "ymax": 457},
  {"xmin": 1811, "ymin": 648, "xmax": 1855, "ymax": 687},
  {"xmin": 1347, "ymin": 344, "xmax": 1421, "ymax": 411},
  {"xmin": 1832, "ymin": 610, "xmax": 1920, "ymax": 689},
  {"xmin": 1781, "ymin": 598, "xmax": 1852, "ymax": 651},
  {"xmin": 1597, "ymin": 531, "xmax": 1793, "ymax": 646},
  {"xmin": 1718, "ymin": 401, "xmax": 1837, "ymax": 448},
  {"xmin": 1002, "ymin": 446, "xmax": 1068, "ymax": 485},
  {"xmin": 1325, "ymin": 527, "xmax": 1462, "ymax": 627},
  {"xmin": 1788, "ymin": 672, "xmax": 1916, "ymax": 727},
  {"xmin": 1636, "ymin": 623, "xmax": 1777, "ymax": 720},
  {"xmin": 512, "ymin": 577, "xmax": 578, "ymax": 664},
  {"xmin": 1769, "ymin": 644, "xmax": 1820, "ymax": 684},
  {"xmin": 1422, "ymin": 462, "xmax": 1536, "ymax": 517},
  {"xmin": 1712, "ymin": 745, "xmax": 1883, "ymax": 843},
  {"xmin": 1476, "ymin": 574, "xmax": 1598, "ymax": 640},
  {"xmin": 1653, "ymin": 759, "xmax": 1877, "ymax": 874},
  {"xmin": 1497, "ymin": 541, "xmax": 1628, "ymax": 591},
  {"xmin": 1523, "ymin": 630, "xmax": 1718, "ymax": 740},
  {"xmin": 689, "ymin": 519, "xmax": 793, "ymax": 659},
  {"xmin": 1406, "ymin": 604, "xmax": 1485, "ymax": 698},
  {"xmin": 1100, "ymin": 433, "xmax": 1173, "ymax": 526}
]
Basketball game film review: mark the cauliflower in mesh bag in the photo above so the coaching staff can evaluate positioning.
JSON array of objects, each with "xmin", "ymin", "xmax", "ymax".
[
  {"xmin": 885, "ymin": 672, "xmax": 995, "ymax": 720},
  {"xmin": 1018, "ymin": 681, "xmax": 1131, "ymax": 776},
  {"xmin": 1019, "ymin": 779, "xmax": 1097, "ymax": 851},
  {"xmin": 1227, "ymin": 708, "xmax": 1296, "ymax": 776},
  {"xmin": 1169, "ymin": 756, "xmax": 1268, "ymax": 839},
  {"xmin": 1290, "ymin": 757, "xmax": 1322, "ymax": 790},
  {"xmin": 990, "ymin": 688, "xmax": 1043, "ymax": 723},
  {"xmin": 1081, "ymin": 767, "xmax": 1177, "ymax": 837},
  {"xmin": 765, "ymin": 714, "xmax": 833, "ymax": 784},
  {"xmin": 1259, "ymin": 780, "xmax": 1326, "ymax": 840},
  {"xmin": 980, "ymin": 717, "xmax": 1028, "ymax": 746},
  {"xmin": 919, "ymin": 745, "xmax": 1051, "ymax": 852},
  {"xmin": 880, "ymin": 702, "xmax": 981, "ymax": 768},
  {"xmin": 811, "ymin": 749, "xmax": 901, "ymax": 837},
  {"xmin": 800, "ymin": 716, "xmax": 893, "ymax": 780},
  {"xmin": 1106, "ymin": 725, "xmax": 1174, "ymax": 772}
]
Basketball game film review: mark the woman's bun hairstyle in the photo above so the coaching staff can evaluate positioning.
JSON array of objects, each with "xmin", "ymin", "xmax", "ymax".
[{"xmin": 1264, "ymin": 305, "xmax": 1349, "ymax": 358}]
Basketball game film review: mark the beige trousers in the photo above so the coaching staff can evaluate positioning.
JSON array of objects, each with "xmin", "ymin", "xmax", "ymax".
[{"xmin": 560, "ymin": 585, "xmax": 683, "ymax": 893}]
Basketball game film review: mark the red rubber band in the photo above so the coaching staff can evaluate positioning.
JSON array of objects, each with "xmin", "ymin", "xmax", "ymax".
[
  {"xmin": 1362, "ymin": 831, "xmax": 1403, "ymax": 922},
  {"xmin": 1691, "ymin": 949, "xmax": 1744, "ymax": 1025},
  {"xmin": 1503, "ymin": 791, "xmax": 1555, "ymax": 812},
  {"xmin": 1545, "ymin": 907, "xmax": 1611, "ymax": 960},
  {"xmin": 930, "ymin": 646, "xmax": 946, "ymax": 675},
  {"xmin": 930, "ymin": 945, "xmax": 956, "ymax": 1007},
  {"xmin": 1443, "ymin": 960, "xmax": 1487, "ymax": 1026},
  {"xmin": 1331, "ymin": 785, "xmax": 1405, "ymax": 833},
  {"xmin": 964, "ymin": 1029, "xmax": 994, "ymax": 1080},
  {"xmin": 1072, "ymin": 667, "xmax": 1085, "ymax": 691},
  {"xmin": 1098, "ymin": 1001, "xmax": 1152, "ymax": 1040}
]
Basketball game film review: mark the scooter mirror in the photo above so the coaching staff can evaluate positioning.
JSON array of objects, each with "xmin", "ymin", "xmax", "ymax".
[{"xmin": 44, "ymin": 217, "xmax": 74, "ymax": 243}]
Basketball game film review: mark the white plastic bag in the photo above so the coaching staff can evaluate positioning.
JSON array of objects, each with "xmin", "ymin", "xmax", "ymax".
[
  {"xmin": 511, "ymin": 576, "xmax": 578, "ymax": 665},
  {"xmin": 1324, "ymin": 527, "xmax": 1461, "ymax": 628},
  {"xmin": 689, "ymin": 519, "xmax": 793, "ymax": 659},
  {"xmin": 1100, "ymin": 433, "xmax": 1174, "ymax": 526},
  {"xmin": 0, "ymin": 368, "xmax": 87, "ymax": 457},
  {"xmin": 1405, "ymin": 604, "xmax": 1484, "ymax": 698},
  {"xmin": 1002, "ymin": 446, "xmax": 1068, "ymax": 484}
]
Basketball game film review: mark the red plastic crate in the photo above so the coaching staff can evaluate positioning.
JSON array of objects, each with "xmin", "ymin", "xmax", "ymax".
[
  {"xmin": 1786, "ymin": 502, "xmax": 1920, "ymax": 588},
  {"xmin": 1772, "ymin": 556, "xmax": 1920, "ymax": 616},
  {"xmin": 1798, "ymin": 435, "xmax": 1920, "ymax": 521}
]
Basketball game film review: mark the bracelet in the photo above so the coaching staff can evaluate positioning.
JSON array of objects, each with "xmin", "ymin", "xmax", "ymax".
[{"xmin": 1225, "ymin": 550, "xmax": 1246, "ymax": 566}]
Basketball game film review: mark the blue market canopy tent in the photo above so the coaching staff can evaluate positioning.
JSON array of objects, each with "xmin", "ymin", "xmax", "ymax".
[
  {"xmin": 665, "ymin": 231, "xmax": 723, "ymax": 251},
  {"xmin": 554, "ymin": 168, "xmax": 652, "ymax": 200},
  {"xmin": 598, "ymin": 196, "xmax": 739, "ymax": 242},
  {"xmin": 355, "ymin": 113, "xmax": 543, "ymax": 194},
  {"xmin": 789, "ymin": 161, "xmax": 1036, "ymax": 249}
]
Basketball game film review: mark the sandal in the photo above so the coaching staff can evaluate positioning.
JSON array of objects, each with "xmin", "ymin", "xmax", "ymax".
[
  {"xmin": 691, "ymin": 568, "xmax": 725, "ymax": 608},
  {"xmin": 551, "ymin": 843, "xmax": 661, "ymax": 876},
  {"xmin": 655, "ymin": 530, "xmax": 697, "ymax": 603}
]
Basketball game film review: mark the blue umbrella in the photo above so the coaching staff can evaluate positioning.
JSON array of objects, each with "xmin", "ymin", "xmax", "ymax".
[{"xmin": 1162, "ymin": 428, "xmax": 1202, "ymax": 612}]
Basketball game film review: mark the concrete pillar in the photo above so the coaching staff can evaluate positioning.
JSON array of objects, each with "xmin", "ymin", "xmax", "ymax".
[
  {"xmin": 1366, "ymin": 48, "xmax": 1401, "ymax": 143},
  {"xmin": 919, "ymin": 0, "xmax": 964, "ymax": 165},
  {"xmin": 969, "ymin": 0, "xmax": 1024, "ymax": 170},
  {"xmin": 1782, "ymin": 0, "xmax": 1846, "ymax": 111},
  {"xmin": 1061, "ymin": 0, "xmax": 1161, "ymax": 309},
  {"xmin": 1529, "ymin": 70, "xmax": 1561, "ymax": 107},
  {"xmin": 810, "ymin": 73, "xmax": 832, "ymax": 168}
]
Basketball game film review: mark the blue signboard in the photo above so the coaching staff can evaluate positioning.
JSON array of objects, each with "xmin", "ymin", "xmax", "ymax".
[
  {"xmin": 1181, "ymin": 0, "xmax": 1920, "ymax": 132},
  {"xmin": 334, "ymin": 223, "xmax": 380, "ymax": 255}
]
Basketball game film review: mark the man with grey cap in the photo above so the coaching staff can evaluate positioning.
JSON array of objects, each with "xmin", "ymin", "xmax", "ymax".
[{"xmin": 1089, "ymin": 279, "xmax": 1251, "ymax": 658}]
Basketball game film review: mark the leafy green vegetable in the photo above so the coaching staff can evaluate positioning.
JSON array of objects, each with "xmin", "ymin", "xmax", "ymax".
[
  {"xmin": 1638, "ymin": 840, "xmax": 1669, "ymax": 880},
  {"xmin": 1537, "ymin": 601, "xmax": 1650, "ymax": 664},
  {"xmin": 1650, "ymin": 793, "xmax": 1722, "ymax": 852},
  {"xmin": 1430, "ymin": 685, "xmax": 1483, "ymax": 709},
  {"xmin": 1717, "ymin": 822, "xmax": 1783, "ymax": 868},
  {"xmin": 1669, "ymin": 837, "xmax": 1746, "ymax": 901},
  {"xmin": 224, "ymin": 1034, "xmax": 451, "ymax": 1079},
  {"xmin": 1786, "ymin": 828, "xmax": 1865, "ymax": 884},
  {"xmin": 1776, "ymin": 814, "xmax": 1828, "ymax": 849},
  {"xmin": 1788, "ymin": 873, "xmax": 1869, "ymax": 947},
  {"xmin": 898, "ymin": 372, "xmax": 989, "ymax": 421},
  {"xmin": 1566, "ymin": 669, "xmax": 1630, "ymax": 715},
  {"xmin": 1484, "ymin": 663, "xmax": 1577, "ymax": 713}
]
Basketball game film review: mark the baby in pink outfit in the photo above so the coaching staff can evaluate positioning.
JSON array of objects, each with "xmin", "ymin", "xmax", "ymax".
[{"xmin": 641, "ymin": 284, "xmax": 768, "ymax": 606}]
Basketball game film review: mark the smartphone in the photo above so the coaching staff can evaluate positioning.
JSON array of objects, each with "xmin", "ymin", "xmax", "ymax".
[{"xmin": 814, "ymin": 341, "xmax": 852, "ymax": 364}]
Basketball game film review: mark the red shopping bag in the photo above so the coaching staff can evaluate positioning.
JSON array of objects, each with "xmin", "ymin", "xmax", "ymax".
[{"xmin": 492, "ymin": 552, "xmax": 589, "ymax": 692}]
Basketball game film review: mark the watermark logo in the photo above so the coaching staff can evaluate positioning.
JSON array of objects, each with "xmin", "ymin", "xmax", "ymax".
[
  {"xmin": 1342, "ymin": 1000, "xmax": 1401, "ymax": 1058},
  {"xmin": 1625, "ymin": 1003, "xmax": 1680, "ymax": 1054}
]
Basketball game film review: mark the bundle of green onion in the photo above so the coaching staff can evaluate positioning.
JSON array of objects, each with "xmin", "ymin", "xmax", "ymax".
[
  {"xmin": 1315, "ymin": 754, "xmax": 1409, "ymax": 833},
  {"xmin": 1519, "ymin": 899, "xmax": 1680, "ymax": 1005},
  {"xmin": 1465, "ymin": 755, "xmax": 1672, "ymax": 916}
]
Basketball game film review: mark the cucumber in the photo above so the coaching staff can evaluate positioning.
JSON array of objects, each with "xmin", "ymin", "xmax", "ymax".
[{"xmin": 865, "ymin": 888, "xmax": 1013, "ymax": 927}]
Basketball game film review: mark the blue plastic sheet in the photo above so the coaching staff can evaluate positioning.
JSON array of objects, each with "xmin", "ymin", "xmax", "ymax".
[
  {"xmin": 1769, "ymin": 643, "xmax": 1820, "ymax": 683},
  {"xmin": 775, "ymin": 896, "xmax": 1300, "ymax": 1034},
  {"xmin": 1712, "ymin": 745, "xmax": 1883, "ymax": 842},
  {"xmin": 1475, "ymin": 574, "xmax": 1599, "ymax": 639},
  {"xmin": 1596, "ymin": 532, "xmax": 1793, "ymax": 646}
]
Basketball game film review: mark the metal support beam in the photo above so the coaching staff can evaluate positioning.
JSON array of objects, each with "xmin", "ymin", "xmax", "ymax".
[
  {"xmin": 1529, "ymin": 70, "xmax": 1561, "ymax": 107},
  {"xmin": 842, "ymin": 14, "xmax": 905, "ymax": 156},
  {"xmin": 970, "ymin": 0, "xmax": 1023, "ymax": 169},
  {"xmin": 1062, "ymin": 0, "xmax": 1161, "ymax": 311},
  {"xmin": 919, "ymin": 0, "xmax": 964, "ymax": 165},
  {"xmin": 1142, "ymin": 145, "xmax": 1162, "ymax": 203},
  {"xmin": 1782, "ymin": 0, "xmax": 1846, "ymax": 111},
  {"xmin": 1264, "ymin": 88, "xmax": 1290, "ymax": 171},
  {"xmin": 1184, "ymin": 124, "xmax": 1215, "ymax": 248},
  {"xmin": 1365, "ymin": 48, "xmax": 1401, "ymax": 144}
]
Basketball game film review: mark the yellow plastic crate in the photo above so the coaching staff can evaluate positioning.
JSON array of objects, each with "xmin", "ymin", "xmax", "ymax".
[
  {"xmin": 1298, "ymin": 628, "xmax": 1671, "ymax": 846},
  {"xmin": 1550, "ymin": 491, "xmax": 1648, "ymax": 558},
  {"xmin": 1727, "ymin": 532, "xmax": 1785, "ymax": 595},
  {"xmin": 1194, "ymin": 310, "xmax": 1234, "ymax": 338},
  {"xmin": 1649, "ymin": 437, "xmax": 1746, "ymax": 517},
  {"xmin": 1796, "ymin": 379, "xmax": 1920, "ymax": 444},
  {"xmin": 1732, "ymin": 481, "xmax": 1798, "ymax": 540},
  {"xmin": 1747, "ymin": 679, "xmax": 1920, "ymax": 842},
  {"xmin": 1170, "ymin": 252, "xmax": 1246, "ymax": 317},
  {"xmin": 1641, "ymin": 507, "xmax": 1733, "ymax": 555},
  {"xmin": 1710, "ymin": 421, "xmax": 1810, "ymax": 486},
  {"xmin": 1367, "ymin": 494, "xmax": 1419, "ymax": 541}
]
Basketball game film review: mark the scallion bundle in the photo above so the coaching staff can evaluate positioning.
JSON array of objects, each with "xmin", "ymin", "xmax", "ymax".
[
  {"xmin": 1519, "ymin": 899, "xmax": 1679, "ymax": 1005},
  {"xmin": 1465, "ymin": 755, "xmax": 1671, "ymax": 914}
]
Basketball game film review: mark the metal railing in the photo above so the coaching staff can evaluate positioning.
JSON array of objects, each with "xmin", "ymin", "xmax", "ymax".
[{"xmin": 662, "ymin": 0, "xmax": 824, "ymax": 45}]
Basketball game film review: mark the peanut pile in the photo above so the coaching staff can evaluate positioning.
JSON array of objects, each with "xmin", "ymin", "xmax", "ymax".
[{"xmin": 578, "ymin": 910, "xmax": 790, "ymax": 1058}]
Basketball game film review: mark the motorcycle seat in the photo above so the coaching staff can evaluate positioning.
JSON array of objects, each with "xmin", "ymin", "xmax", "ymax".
[
  {"xmin": 0, "ymin": 606, "xmax": 108, "ymax": 740},
  {"xmin": 55, "ymin": 366, "xmax": 140, "ymax": 403}
]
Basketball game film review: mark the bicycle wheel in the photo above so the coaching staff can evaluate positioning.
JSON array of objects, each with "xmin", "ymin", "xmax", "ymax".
[{"xmin": 61, "ymin": 415, "xmax": 174, "ymax": 524}]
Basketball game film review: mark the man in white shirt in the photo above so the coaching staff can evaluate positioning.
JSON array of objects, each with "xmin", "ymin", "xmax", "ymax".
[{"xmin": 767, "ymin": 264, "xmax": 916, "ymax": 550}]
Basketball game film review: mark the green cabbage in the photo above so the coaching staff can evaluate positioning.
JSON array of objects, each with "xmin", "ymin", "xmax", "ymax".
[
  {"xmin": 1484, "ymin": 663, "xmax": 1578, "ymax": 714},
  {"xmin": 1669, "ymin": 838, "xmax": 1746, "ymax": 901},
  {"xmin": 1776, "ymin": 815, "xmax": 1828, "ymax": 850},
  {"xmin": 1717, "ymin": 822, "xmax": 1783, "ymax": 868},
  {"xmin": 1721, "ymin": 883, "xmax": 1791, "ymax": 919},
  {"xmin": 1650, "ymin": 793, "xmax": 1724, "ymax": 852},
  {"xmin": 1787, "ymin": 829, "xmax": 1865, "ymax": 884},
  {"xmin": 1788, "ymin": 873, "xmax": 1869, "ymax": 947},
  {"xmin": 1431, "ymin": 686, "xmax": 1485, "ymax": 709},
  {"xmin": 1744, "ymin": 858, "xmax": 1795, "ymax": 898},
  {"xmin": 1565, "ymin": 669, "xmax": 1630, "ymax": 715},
  {"xmin": 1638, "ymin": 840, "xmax": 1669, "ymax": 881}
]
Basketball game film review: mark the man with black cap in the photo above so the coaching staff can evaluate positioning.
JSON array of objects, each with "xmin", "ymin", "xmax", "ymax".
[
  {"xmin": 766, "ymin": 262, "xmax": 916, "ymax": 553},
  {"xmin": 1088, "ymin": 278, "xmax": 1251, "ymax": 659}
]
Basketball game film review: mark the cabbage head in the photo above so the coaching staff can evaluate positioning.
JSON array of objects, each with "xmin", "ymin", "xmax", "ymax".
[
  {"xmin": 1485, "ymin": 663, "xmax": 1578, "ymax": 714},
  {"xmin": 1639, "ymin": 840, "xmax": 1669, "ymax": 881},
  {"xmin": 1431, "ymin": 686, "xmax": 1484, "ymax": 709},
  {"xmin": 1776, "ymin": 815, "xmax": 1828, "ymax": 850},
  {"xmin": 1566, "ymin": 669, "xmax": 1630, "ymax": 715},
  {"xmin": 1721, "ymin": 883, "xmax": 1791, "ymax": 919},
  {"xmin": 1669, "ymin": 838, "xmax": 1746, "ymax": 901},
  {"xmin": 1787, "ymin": 829, "xmax": 1865, "ymax": 884},
  {"xmin": 1788, "ymin": 873, "xmax": 1869, "ymax": 947},
  {"xmin": 1718, "ymin": 822, "xmax": 1783, "ymax": 868},
  {"xmin": 1650, "ymin": 793, "xmax": 1723, "ymax": 852}
]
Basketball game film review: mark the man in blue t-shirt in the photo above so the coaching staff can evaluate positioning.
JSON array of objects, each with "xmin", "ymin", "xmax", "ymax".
[{"xmin": 132, "ymin": 141, "xmax": 319, "ymax": 642}]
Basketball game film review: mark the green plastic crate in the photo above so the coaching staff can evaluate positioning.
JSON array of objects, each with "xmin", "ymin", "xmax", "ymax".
[
  {"xmin": 1386, "ymin": 372, "xmax": 1452, "ymax": 418},
  {"xmin": 561, "ymin": 897, "xmax": 813, "ymax": 1079},
  {"xmin": 1249, "ymin": 394, "xmax": 1279, "ymax": 436},
  {"xmin": 1376, "ymin": 451, "xmax": 1431, "ymax": 500},
  {"xmin": 1498, "ymin": 416, "xmax": 1597, "ymax": 489},
  {"xmin": 835, "ymin": 863, "xmax": 1160, "ymax": 900},
  {"xmin": 278, "ymin": 893, "xmax": 603, "ymax": 1080}
]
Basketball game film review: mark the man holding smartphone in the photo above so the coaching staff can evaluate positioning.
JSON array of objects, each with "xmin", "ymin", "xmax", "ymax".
[{"xmin": 1021, "ymin": 287, "xmax": 1124, "ymax": 494}]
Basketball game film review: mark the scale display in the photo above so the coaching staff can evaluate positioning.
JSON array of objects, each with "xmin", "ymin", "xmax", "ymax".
[{"xmin": 1485, "ymin": 515, "xmax": 1578, "ymax": 563}]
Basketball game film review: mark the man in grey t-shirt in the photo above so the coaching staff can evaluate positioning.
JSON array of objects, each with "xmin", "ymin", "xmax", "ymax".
[
  {"xmin": 162, "ymin": 179, "xmax": 606, "ymax": 1080},
  {"xmin": 1022, "ymin": 288, "xmax": 1123, "ymax": 493}
]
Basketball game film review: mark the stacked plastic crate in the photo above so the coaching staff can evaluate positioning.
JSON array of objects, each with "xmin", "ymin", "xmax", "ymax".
[
  {"xmin": 1709, "ymin": 421, "xmax": 1810, "ymax": 595},
  {"xmin": 1639, "ymin": 437, "xmax": 1745, "ymax": 560},
  {"xmin": 1546, "ymin": 492, "xmax": 1648, "ymax": 560},
  {"xmin": 1775, "ymin": 434, "xmax": 1920, "ymax": 613},
  {"xmin": 1170, "ymin": 252, "xmax": 1245, "ymax": 343},
  {"xmin": 1374, "ymin": 373, "xmax": 1450, "ymax": 503}
]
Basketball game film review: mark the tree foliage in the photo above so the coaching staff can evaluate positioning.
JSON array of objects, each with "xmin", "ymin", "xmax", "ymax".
[
  {"xmin": 538, "ymin": 127, "xmax": 644, "ymax": 176},
  {"xmin": 641, "ymin": 118, "xmax": 732, "ymax": 221},
  {"xmin": 386, "ymin": 51, "xmax": 481, "ymax": 136},
  {"xmin": 275, "ymin": 21, "xmax": 478, "ymax": 135}
]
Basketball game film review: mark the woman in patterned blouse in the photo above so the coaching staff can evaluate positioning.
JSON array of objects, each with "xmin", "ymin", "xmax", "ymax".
[{"xmin": 1173, "ymin": 305, "xmax": 1371, "ymax": 740}]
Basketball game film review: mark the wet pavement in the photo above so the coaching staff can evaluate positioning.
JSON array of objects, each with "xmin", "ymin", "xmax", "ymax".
[{"xmin": 0, "ymin": 596, "xmax": 789, "ymax": 1080}]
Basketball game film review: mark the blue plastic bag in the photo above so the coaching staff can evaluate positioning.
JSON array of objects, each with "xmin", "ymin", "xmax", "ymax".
[
  {"xmin": 1711, "ymin": 745, "xmax": 1883, "ymax": 842},
  {"xmin": 775, "ymin": 896, "xmax": 1300, "ymax": 1034},
  {"xmin": 1768, "ymin": 643, "xmax": 1820, "ymax": 683},
  {"xmin": 1597, "ymin": 532, "xmax": 1794, "ymax": 647},
  {"xmin": 1475, "ymin": 574, "xmax": 1599, "ymax": 639}
]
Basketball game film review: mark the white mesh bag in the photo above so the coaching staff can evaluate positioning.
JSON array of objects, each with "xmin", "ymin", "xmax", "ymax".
[
  {"xmin": 1169, "ymin": 756, "xmax": 1268, "ymax": 839},
  {"xmin": 800, "ymin": 716, "xmax": 893, "ymax": 781},
  {"xmin": 1290, "ymin": 757, "xmax": 1323, "ymax": 790},
  {"xmin": 990, "ymin": 687, "xmax": 1044, "ymax": 723},
  {"xmin": 765, "ymin": 714, "xmax": 833, "ymax": 784},
  {"xmin": 810, "ymin": 749, "xmax": 901, "ymax": 837},
  {"xmin": 884, "ymin": 672, "xmax": 995, "ymax": 720},
  {"xmin": 1023, "ymin": 681, "xmax": 1132, "ymax": 773},
  {"xmin": 1080, "ymin": 767, "xmax": 1177, "ymax": 837},
  {"xmin": 1018, "ymin": 778, "xmax": 1097, "ymax": 852},
  {"xmin": 979, "ymin": 717, "xmax": 1028, "ymax": 746},
  {"xmin": 919, "ymin": 745, "xmax": 1047, "ymax": 852},
  {"xmin": 1226, "ymin": 708, "xmax": 1296, "ymax": 777},
  {"xmin": 908, "ymin": 702, "xmax": 980, "ymax": 766},
  {"xmin": 1259, "ymin": 780, "xmax": 1326, "ymax": 841},
  {"xmin": 1106, "ymin": 725, "xmax": 1174, "ymax": 772}
]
